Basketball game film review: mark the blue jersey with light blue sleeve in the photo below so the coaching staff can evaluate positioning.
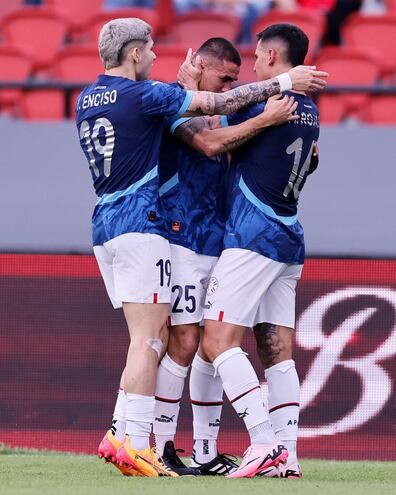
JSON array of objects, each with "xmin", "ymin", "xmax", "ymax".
[
  {"xmin": 75, "ymin": 74, "xmax": 192, "ymax": 246},
  {"xmin": 223, "ymin": 92, "xmax": 320, "ymax": 264},
  {"xmin": 158, "ymin": 111, "xmax": 231, "ymax": 257}
]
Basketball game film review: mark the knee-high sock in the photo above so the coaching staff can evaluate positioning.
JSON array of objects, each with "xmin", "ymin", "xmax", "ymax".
[
  {"xmin": 153, "ymin": 353, "xmax": 189, "ymax": 455},
  {"xmin": 111, "ymin": 388, "xmax": 127, "ymax": 442},
  {"xmin": 125, "ymin": 393, "xmax": 155, "ymax": 450},
  {"xmin": 265, "ymin": 359, "xmax": 300, "ymax": 462},
  {"xmin": 213, "ymin": 347, "xmax": 276, "ymax": 445},
  {"xmin": 190, "ymin": 353, "xmax": 223, "ymax": 463}
]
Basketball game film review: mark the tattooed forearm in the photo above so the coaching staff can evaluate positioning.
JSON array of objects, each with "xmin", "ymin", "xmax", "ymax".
[
  {"xmin": 185, "ymin": 78, "xmax": 281, "ymax": 116},
  {"xmin": 216, "ymin": 128, "xmax": 262, "ymax": 153},
  {"xmin": 214, "ymin": 80, "xmax": 281, "ymax": 115},
  {"xmin": 174, "ymin": 116, "xmax": 208, "ymax": 145}
]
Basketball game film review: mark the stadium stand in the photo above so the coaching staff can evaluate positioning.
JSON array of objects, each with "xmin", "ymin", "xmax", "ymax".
[
  {"xmin": 82, "ymin": 8, "xmax": 160, "ymax": 43},
  {"xmin": 0, "ymin": 0, "xmax": 23, "ymax": 22},
  {"xmin": 315, "ymin": 46, "xmax": 381, "ymax": 123},
  {"xmin": 0, "ymin": 3, "xmax": 395, "ymax": 121},
  {"xmin": 237, "ymin": 45, "xmax": 256, "ymax": 84},
  {"xmin": 366, "ymin": 95, "xmax": 396, "ymax": 124},
  {"xmin": 1, "ymin": 7, "xmax": 69, "ymax": 73},
  {"xmin": 342, "ymin": 14, "xmax": 396, "ymax": 79},
  {"xmin": 252, "ymin": 10, "xmax": 326, "ymax": 64},
  {"xmin": 170, "ymin": 10, "xmax": 241, "ymax": 45},
  {"xmin": 0, "ymin": 45, "xmax": 32, "ymax": 116},
  {"xmin": 20, "ymin": 89, "xmax": 64, "ymax": 120},
  {"xmin": 149, "ymin": 44, "xmax": 190, "ymax": 82},
  {"xmin": 46, "ymin": 0, "xmax": 103, "ymax": 34},
  {"xmin": 384, "ymin": 0, "xmax": 396, "ymax": 12},
  {"xmin": 53, "ymin": 45, "xmax": 103, "ymax": 116}
]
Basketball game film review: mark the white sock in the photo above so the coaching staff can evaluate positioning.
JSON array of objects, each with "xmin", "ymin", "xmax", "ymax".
[
  {"xmin": 190, "ymin": 354, "xmax": 223, "ymax": 464},
  {"xmin": 111, "ymin": 388, "xmax": 127, "ymax": 442},
  {"xmin": 265, "ymin": 359, "xmax": 300, "ymax": 463},
  {"xmin": 125, "ymin": 393, "xmax": 155, "ymax": 451},
  {"xmin": 213, "ymin": 347, "xmax": 276, "ymax": 445},
  {"xmin": 153, "ymin": 353, "xmax": 189, "ymax": 456}
]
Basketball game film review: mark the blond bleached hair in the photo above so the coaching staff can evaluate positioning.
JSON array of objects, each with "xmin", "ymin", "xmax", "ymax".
[{"xmin": 98, "ymin": 17, "xmax": 151, "ymax": 69}]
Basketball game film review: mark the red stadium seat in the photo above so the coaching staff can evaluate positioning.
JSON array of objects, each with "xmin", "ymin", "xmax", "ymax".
[
  {"xmin": 53, "ymin": 45, "xmax": 103, "ymax": 116},
  {"xmin": 84, "ymin": 8, "xmax": 160, "ymax": 44},
  {"xmin": 2, "ymin": 8, "xmax": 69, "ymax": 71},
  {"xmin": 342, "ymin": 15, "xmax": 396, "ymax": 78},
  {"xmin": 252, "ymin": 10, "xmax": 326, "ymax": 64},
  {"xmin": 156, "ymin": 0, "xmax": 175, "ymax": 36},
  {"xmin": 365, "ymin": 96, "xmax": 396, "ymax": 124},
  {"xmin": 0, "ymin": 0, "xmax": 22, "ymax": 23},
  {"xmin": 21, "ymin": 90, "xmax": 64, "ymax": 121},
  {"xmin": 171, "ymin": 10, "xmax": 241, "ymax": 46},
  {"xmin": 47, "ymin": 0, "xmax": 102, "ymax": 33},
  {"xmin": 150, "ymin": 45, "xmax": 190, "ymax": 83},
  {"xmin": 237, "ymin": 45, "xmax": 257, "ymax": 84},
  {"xmin": 0, "ymin": 45, "xmax": 32, "ymax": 116},
  {"xmin": 384, "ymin": 0, "xmax": 396, "ymax": 13},
  {"xmin": 53, "ymin": 46, "xmax": 103, "ymax": 83},
  {"xmin": 315, "ymin": 47, "xmax": 380, "ymax": 123}
]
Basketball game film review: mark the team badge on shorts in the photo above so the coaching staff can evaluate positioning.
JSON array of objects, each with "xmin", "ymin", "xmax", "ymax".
[{"xmin": 207, "ymin": 276, "xmax": 219, "ymax": 295}]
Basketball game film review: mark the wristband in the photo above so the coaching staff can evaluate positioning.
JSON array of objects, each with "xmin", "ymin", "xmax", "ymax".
[{"xmin": 276, "ymin": 72, "xmax": 293, "ymax": 92}]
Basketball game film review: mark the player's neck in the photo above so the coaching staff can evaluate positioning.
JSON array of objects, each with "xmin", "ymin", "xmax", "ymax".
[{"xmin": 105, "ymin": 64, "xmax": 137, "ymax": 81}]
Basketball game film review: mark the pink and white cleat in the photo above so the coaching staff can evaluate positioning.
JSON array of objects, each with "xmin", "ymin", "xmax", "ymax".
[
  {"xmin": 226, "ymin": 443, "xmax": 288, "ymax": 479},
  {"xmin": 259, "ymin": 460, "xmax": 302, "ymax": 478}
]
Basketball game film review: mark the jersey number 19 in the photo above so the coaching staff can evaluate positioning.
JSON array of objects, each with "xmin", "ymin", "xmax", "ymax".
[{"xmin": 79, "ymin": 118, "xmax": 115, "ymax": 178}]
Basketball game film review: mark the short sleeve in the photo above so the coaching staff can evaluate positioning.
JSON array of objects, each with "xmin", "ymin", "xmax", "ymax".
[{"xmin": 141, "ymin": 81, "xmax": 193, "ymax": 118}]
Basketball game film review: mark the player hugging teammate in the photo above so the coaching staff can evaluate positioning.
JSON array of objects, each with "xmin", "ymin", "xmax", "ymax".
[{"xmin": 76, "ymin": 16, "xmax": 327, "ymax": 479}]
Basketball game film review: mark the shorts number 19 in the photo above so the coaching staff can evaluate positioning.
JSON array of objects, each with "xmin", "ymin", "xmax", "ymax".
[{"xmin": 156, "ymin": 259, "xmax": 171, "ymax": 287}]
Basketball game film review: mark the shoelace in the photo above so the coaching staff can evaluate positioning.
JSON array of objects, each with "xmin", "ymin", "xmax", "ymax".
[{"xmin": 217, "ymin": 453, "xmax": 239, "ymax": 472}]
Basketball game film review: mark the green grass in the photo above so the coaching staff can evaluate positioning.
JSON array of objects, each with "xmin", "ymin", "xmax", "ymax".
[{"xmin": 0, "ymin": 446, "xmax": 395, "ymax": 495}]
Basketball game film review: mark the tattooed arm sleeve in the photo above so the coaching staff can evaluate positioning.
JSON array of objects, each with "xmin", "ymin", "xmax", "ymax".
[
  {"xmin": 174, "ymin": 112, "xmax": 274, "ymax": 157},
  {"xmin": 183, "ymin": 78, "xmax": 281, "ymax": 116}
]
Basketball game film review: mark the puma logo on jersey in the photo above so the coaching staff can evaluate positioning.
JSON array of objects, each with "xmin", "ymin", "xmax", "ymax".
[{"xmin": 237, "ymin": 408, "xmax": 249, "ymax": 419}]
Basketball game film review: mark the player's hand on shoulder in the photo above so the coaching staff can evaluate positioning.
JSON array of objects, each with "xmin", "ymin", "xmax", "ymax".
[
  {"xmin": 262, "ymin": 94, "xmax": 299, "ymax": 126},
  {"xmin": 177, "ymin": 48, "xmax": 203, "ymax": 91},
  {"xmin": 288, "ymin": 65, "xmax": 328, "ymax": 92}
]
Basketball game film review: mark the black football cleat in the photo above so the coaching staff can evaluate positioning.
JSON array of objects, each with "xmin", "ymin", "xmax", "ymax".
[
  {"xmin": 190, "ymin": 449, "xmax": 239, "ymax": 476},
  {"xmin": 160, "ymin": 441, "xmax": 197, "ymax": 476}
]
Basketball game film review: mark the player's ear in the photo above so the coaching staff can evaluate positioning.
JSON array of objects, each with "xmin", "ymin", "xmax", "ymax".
[
  {"xmin": 130, "ymin": 46, "xmax": 140, "ymax": 64},
  {"xmin": 268, "ymin": 48, "xmax": 276, "ymax": 66}
]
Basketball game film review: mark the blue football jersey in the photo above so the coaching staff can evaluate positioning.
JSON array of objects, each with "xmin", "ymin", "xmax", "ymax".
[
  {"xmin": 75, "ymin": 74, "xmax": 192, "ymax": 246},
  {"xmin": 223, "ymin": 92, "xmax": 320, "ymax": 264},
  {"xmin": 158, "ymin": 114, "xmax": 232, "ymax": 257}
]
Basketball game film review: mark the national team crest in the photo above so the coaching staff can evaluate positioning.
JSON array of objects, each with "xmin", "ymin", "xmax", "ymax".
[{"xmin": 207, "ymin": 276, "xmax": 219, "ymax": 295}]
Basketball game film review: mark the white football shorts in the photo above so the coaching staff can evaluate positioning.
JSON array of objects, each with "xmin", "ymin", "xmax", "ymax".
[
  {"xmin": 94, "ymin": 232, "xmax": 171, "ymax": 309},
  {"xmin": 169, "ymin": 244, "xmax": 218, "ymax": 326},
  {"xmin": 204, "ymin": 248, "xmax": 303, "ymax": 329}
]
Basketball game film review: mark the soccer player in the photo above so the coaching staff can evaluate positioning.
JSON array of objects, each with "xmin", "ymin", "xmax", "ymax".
[
  {"xmin": 153, "ymin": 38, "xmax": 299, "ymax": 476},
  {"xmin": 193, "ymin": 24, "xmax": 321, "ymax": 478},
  {"xmin": 76, "ymin": 17, "xmax": 327, "ymax": 477}
]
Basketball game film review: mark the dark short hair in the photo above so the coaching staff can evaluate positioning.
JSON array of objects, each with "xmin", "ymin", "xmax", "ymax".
[
  {"xmin": 257, "ymin": 24, "xmax": 309, "ymax": 67},
  {"xmin": 196, "ymin": 37, "xmax": 241, "ymax": 67}
]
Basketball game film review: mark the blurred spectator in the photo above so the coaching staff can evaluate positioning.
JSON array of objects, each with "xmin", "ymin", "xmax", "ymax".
[
  {"xmin": 24, "ymin": 0, "xmax": 43, "ymax": 4},
  {"xmin": 103, "ymin": 0, "xmax": 156, "ymax": 8},
  {"xmin": 174, "ymin": 0, "xmax": 273, "ymax": 43},
  {"xmin": 361, "ymin": 0, "xmax": 386, "ymax": 13},
  {"xmin": 325, "ymin": 0, "xmax": 362, "ymax": 44},
  {"xmin": 278, "ymin": 0, "xmax": 362, "ymax": 45}
]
